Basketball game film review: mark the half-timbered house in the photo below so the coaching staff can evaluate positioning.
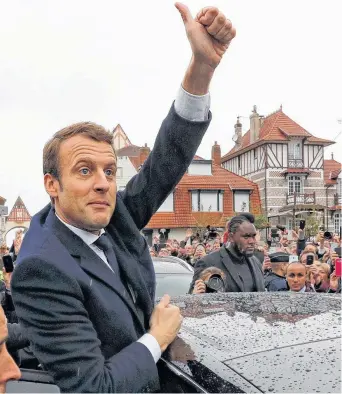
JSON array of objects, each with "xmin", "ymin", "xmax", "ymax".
[{"xmin": 221, "ymin": 106, "xmax": 340, "ymax": 231}]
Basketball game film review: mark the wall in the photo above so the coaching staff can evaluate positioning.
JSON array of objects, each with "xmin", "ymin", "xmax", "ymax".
[{"xmin": 116, "ymin": 156, "xmax": 138, "ymax": 189}]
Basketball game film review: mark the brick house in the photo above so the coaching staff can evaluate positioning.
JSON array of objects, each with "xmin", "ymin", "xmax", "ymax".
[
  {"xmin": 143, "ymin": 143, "xmax": 262, "ymax": 244},
  {"xmin": 221, "ymin": 105, "xmax": 339, "ymax": 231}
]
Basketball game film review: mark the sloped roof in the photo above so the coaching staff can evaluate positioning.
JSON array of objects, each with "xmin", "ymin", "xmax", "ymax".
[
  {"xmin": 146, "ymin": 163, "xmax": 261, "ymax": 229},
  {"xmin": 222, "ymin": 109, "xmax": 335, "ymax": 161},
  {"xmin": 112, "ymin": 124, "xmax": 132, "ymax": 144},
  {"xmin": 324, "ymin": 159, "xmax": 341, "ymax": 185},
  {"xmin": 193, "ymin": 155, "xmax": 205, "ymax": 160},
  {"xmin": 116, "ymin": 144, "xmax": 140, "ymax": 157},
  {"xmin": 7, "ymin": 196, "xmax": 31, "ymax": 221}
]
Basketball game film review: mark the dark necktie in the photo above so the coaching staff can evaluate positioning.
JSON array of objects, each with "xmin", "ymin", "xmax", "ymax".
[
  {"xmin": 93, "ymin": 233, "xmax": 145, "ymax": 329},
  {"xmin": 93, "ymin": 233, "xmax": 120, "ymax": 274}
]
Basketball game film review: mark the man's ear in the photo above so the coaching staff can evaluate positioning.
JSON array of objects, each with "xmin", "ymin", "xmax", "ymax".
[{"xmin": 44, "ymin": 173, "xmax": 60, "ymax": 200}]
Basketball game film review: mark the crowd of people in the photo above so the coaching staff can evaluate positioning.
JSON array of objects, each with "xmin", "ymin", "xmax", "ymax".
[{"xmin": 149, "ymin": 214, "xmax": 341, "ymax": 294}]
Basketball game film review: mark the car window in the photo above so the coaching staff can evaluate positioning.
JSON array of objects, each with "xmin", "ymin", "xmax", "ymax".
[{"xmin": 155, "ymin": 274, "xmax": 192, "ymax": 298}]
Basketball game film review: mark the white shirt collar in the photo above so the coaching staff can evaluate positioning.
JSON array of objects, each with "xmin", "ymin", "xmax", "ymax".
[{"xmin": 56, "ymin": 214, "xmax": 105, "ymax": 246}]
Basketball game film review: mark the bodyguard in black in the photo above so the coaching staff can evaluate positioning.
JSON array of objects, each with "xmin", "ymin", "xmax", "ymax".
[{"xmin": 191, "ymin": 215, "xmax": 265, "ymax": 294}]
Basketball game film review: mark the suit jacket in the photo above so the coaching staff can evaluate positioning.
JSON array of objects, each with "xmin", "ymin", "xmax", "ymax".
[
  {"xmin": 11, "ymin": 103, "xmax": 211, "ymax": 393},
  {"xmin": 189, "ymin": 246, "xmax": 265, "ymax": 293}
]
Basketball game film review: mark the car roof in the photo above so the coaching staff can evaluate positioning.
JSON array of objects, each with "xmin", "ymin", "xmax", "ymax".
[
  {"xmin": 152, "ymin": 256, "xmax": 193, "ymax": 274},
  {"xmin": 165, "ymin": 292, "xmax": 341, "ymax": 393}
]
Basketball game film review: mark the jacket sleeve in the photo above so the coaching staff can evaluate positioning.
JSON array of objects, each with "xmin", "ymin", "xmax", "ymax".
[
  {"xmin": 11, "ymin": 257, "xmax": 159, "ymax": 393},
  {"xmin": 7, "ymin": 323, "xmax": 30, "ymax": 351},
  {"xmin": 119, "ymin": 103, "xmax": 211, "ymax": 230}
]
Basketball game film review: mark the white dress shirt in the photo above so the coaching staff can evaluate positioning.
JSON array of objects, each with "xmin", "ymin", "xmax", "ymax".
[{"xmin": 55, "ymin": 86, "xmax": 210, "ymax": 363}]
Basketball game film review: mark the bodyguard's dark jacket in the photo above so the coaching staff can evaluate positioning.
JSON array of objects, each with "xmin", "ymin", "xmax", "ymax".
[{"xmin": 264, "ymin": 271, "xmax": 288, "ymax": 292}]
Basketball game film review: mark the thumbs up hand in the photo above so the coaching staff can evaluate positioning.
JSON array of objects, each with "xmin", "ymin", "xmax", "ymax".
[{"xmin": 175, "ymin": 3, "xmax": 236, "ymax": 70}]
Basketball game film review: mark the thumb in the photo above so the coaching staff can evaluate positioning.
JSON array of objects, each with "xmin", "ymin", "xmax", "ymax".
[
  {"xmin": 175, "ymin": 2, "xmax": 193, "ymax": 26},
  {"xmin": 159, "ymin": 294, "xmax": 171, "ymax": 307}
]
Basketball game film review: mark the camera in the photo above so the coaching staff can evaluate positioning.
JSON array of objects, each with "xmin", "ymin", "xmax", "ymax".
[
  {"xmin": 324, "ymin": 231, "xmax": 332, "ymax": 240},
  {"xmin": 199, "ymin": 267, "xmax": 226, "ymax": 293},
  {"xmin": 205, "ymin": 226, "xmax": 219, "ymax": 240}
]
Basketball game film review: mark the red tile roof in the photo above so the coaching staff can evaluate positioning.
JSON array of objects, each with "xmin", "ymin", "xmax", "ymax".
[
  {"xmin": 324, "ymin": 159, "xmax": 341, "ymax": 185},
  {"xmin": 193, "ymin": 155, "xmax": 205, "ymax": 160},
  {"xmin": 146, "ymin": 163, "xmax": 261, "ymax": 229},
  {"xmin": 222, "ymin": 109, "xmax": 335, "ymax": 161}
]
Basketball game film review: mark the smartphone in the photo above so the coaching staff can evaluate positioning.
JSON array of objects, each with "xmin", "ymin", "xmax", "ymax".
[
  {"xmin": 306, "ymin": 255, "xmax": 314, "ymax": 265},
  {"xmin": 287, "ymin": 231, "xmax": 293, "ymax": 241},
  {"xmin": 2, "ymin": 255, "xmax": 14, "ymax": 273},
  {"xmin": 335, "ymin": 258, "xmax": 342, "ymax": 277},
  {"xmin": 299, "ymin": 220, "xmax": 306, "ymax": 230}
]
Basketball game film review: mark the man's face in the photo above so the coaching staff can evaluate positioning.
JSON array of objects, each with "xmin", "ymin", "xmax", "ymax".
[
  {"xmin": 185, "ymin": 245, "xmax": 193, "ymax": 256},
  {"xmin": 230, "ymin": 222, "xmax": 257, "ymax": 257},
  {"xmin": 159, "ymin": 248, "xmax": 170, "ymax": 257},
  {"xmin": 45, "ymin": 135, "xmax": 117, "ymax": 233},
  {"xmin": 286, "ymin": 263, "xmax": 306, "ymax": 291},
  {"xmin": 0, "ymin": 306, "xmax": 21, "ymax": 393}
]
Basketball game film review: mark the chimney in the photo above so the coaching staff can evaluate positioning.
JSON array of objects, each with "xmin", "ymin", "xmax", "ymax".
[
  {"xmin": 331, "ymin": 152, "xmax": 334, "ymax": 160},
  {"xmin": 250, "ymin": 105, "xmax": 261, "ymax": 144},
  {"xmin": 211, "ymin": 141, "xmax": 221, "ymax": 167},
  {"xmin": 233, "ymin": 117, "xmax": 243, "ymax": 148},
  {"xmin": 139, "ymin": 143, "xmax": 150, "ymax": 166}
]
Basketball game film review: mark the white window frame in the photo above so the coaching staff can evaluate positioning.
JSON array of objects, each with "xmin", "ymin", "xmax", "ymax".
[
  {"xmin": 334, "ymin": 213, "xmax": 341, "ymax": 234},
  {"xmin": 191, "ymin": 190, "xmax": 223, "ymax": 212},
  {"xmin": 288, "ymin": 175, "xmax": 302, "ymax": 195},
  {"xmin": 233, "ymin": 191, "xmax": 250, "ymax": 213}
]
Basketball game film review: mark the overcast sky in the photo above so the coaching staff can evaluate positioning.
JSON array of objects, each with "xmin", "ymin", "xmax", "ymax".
[{"xmin": 1, "ymin": 0, "xmax": 341, "ymax": 222}]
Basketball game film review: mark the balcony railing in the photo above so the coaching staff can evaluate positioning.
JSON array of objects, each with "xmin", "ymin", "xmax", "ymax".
[
  {"xmin": 288, "ymin": 158, "xmax": 304, "ymax": 168},
  {"xmin": 334, "ymin": 193, "xmax": 342, "ymax": 205},
  {"xmin": 287, "ymin": 192, "xmax": 316, "ymax": 205}
]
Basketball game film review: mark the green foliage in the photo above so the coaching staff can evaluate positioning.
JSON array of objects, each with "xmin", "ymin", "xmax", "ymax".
[
  {"xmin": 0, "ymin": 269, "xmax": 3, "ymax": 282},
  {"xmin": 254, "ymin": 214, "xmax": 270, "ymax": 229}
]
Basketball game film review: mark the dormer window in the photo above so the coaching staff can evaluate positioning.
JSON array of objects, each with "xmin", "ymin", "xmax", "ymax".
[
  {"xmin": 188, "ymin": 161, "xmax": 212, "ymax": 175},
  {"xmin": 191, "ymin": 190, "xmax": 223, "ymax": 212}
]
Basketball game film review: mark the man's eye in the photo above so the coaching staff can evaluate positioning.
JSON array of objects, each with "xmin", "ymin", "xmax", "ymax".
[
  {"xmin": 80, "ymin": 168, "xmax": 90, "ymax": 175},
  {"xmin": 105, "ymin": 169, "xmax": 115, "ymax": 176}
]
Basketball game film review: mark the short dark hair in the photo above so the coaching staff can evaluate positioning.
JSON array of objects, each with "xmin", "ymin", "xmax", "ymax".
[
  {"xmin": 43, "ymin": 122, "xmax": 114, "ymax": 180},
  {"xmin": 228, "ymin": 214, "xmax": 254, "ymax": 234}
]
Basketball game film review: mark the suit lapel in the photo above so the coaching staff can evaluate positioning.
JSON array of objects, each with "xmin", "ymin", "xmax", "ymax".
[
  {"xmin": 47, "ymin": 210, "xmax": 146, "ymax": 333},
  {"xmin": 246, "ymin": 257, "xmax": 265, "ymax": 291},
  {"xmin": 220, "ymin": 247, "xmax": 244, "ymax": 291}
]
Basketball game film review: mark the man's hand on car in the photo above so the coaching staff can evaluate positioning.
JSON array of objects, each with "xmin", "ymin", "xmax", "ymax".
[
  {"xmin": 192, "ymin": 279, "xmax": 206, "ymax": 294},
  {"xmin": 149, "ymin": 294, "xmax": 183, "ymax": 352}
]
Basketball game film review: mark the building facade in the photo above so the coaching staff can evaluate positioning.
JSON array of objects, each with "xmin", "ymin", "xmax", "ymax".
[
  {"xmin": 221, "ymin": 106, "xmax": 340, "ymax": 231},
  {"xmin": 144, "ymin": 143, "xmax": 262, "ymax": 244}
]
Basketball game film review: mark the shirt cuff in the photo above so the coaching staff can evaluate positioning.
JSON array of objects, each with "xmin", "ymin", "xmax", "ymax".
[
  {"xmin": 174, "ymin": 85, "xmax": 210, "ymax": 121},
  {"xmin": 137, "ymin": 333, "xmax": 162, "ymax": 364}
]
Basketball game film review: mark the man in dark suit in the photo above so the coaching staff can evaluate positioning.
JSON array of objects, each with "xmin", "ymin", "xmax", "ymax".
[
  {"xmin": 11, "ymin": 3, "xmax": 236, "ymax": 393},
  {"xmin": 190, "ymin": 215, "xmax": 265, "ymax": 293}
]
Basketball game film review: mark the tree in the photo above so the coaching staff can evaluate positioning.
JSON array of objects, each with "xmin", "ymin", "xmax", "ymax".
[
  {"xmin": 304, "ymin": 210, "xmax": 322, "ymax": 238},
  {"xmin": 254, "ymin": 214, "xmax": 270, "ymax": 230}
]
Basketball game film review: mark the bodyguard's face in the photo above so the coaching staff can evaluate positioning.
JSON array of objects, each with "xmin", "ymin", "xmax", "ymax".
[
  {"xmin": 0, "ymin": 306, "xmax": 21, "ymax": 394},
  {"xmin": 45, "ymin": 135, "xmax": 117, "ymax": 233},
  {"xmin": 230, "ymin": 222, "xmax": 257, "ymax": 257}
]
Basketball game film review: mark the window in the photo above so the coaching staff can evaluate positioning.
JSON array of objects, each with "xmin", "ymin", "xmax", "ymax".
[
  {"xmin": 288, "ymin": 218, "xmax": 302, "ymax": 230},
  {"xmin": 289, "ymin": 140, "xmax": 302, "ymax": 159},
  {"xmin": 238, "ymin": 156, "xmax": 241, "ymax": 169},
  {"xmin": 334, "ymin": 213, "xmax": 341, "ymax": 234},
  {"xmin": 116, "ymin": 167, "xmax": 123, "ymax": 178},
  {"xmin": 233, "ymin": 191, "xmax": 250, "ymax": 212},
  {"xmin": 157, "ymin": 193, "xmax": 174, "ymax": 212},
  {"xmin": 191, "ymin": 190, "xmax": 223, "ymax": 212},
  {"xmin": 288, "ymin": 175, "xmax": 302, "ymax": 194},
  {"xmin": 188, "ymin": 163, "xmax": 211, "ymax": 175}
]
